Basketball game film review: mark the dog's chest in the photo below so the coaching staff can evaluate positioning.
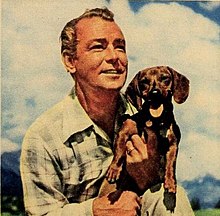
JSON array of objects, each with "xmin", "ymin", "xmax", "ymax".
[{"xmin": 140, "ymin": 111, "xmax": 172, "ymax": 154}]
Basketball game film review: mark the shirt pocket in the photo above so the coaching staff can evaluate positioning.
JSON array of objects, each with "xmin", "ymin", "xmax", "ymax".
[
  {"xmin": 62, "ymin": 158, "xmax": 103, "ymax": 202},
  {"xmin": 63, "ymin": 158, "xmax": 103, "ymax": 186},
  {"xmin": 62, "ymin": 129, "xmax": 111, "ymax": 200}
]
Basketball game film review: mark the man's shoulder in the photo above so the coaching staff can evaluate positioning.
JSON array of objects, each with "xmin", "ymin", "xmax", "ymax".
[{"xmin": 24, "ymin": 95, "xmax": 69, "ymax": 139}]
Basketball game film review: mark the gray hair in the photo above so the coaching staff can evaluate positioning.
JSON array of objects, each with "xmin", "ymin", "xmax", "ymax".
[{"xmin": 60, "ymin": 7, "xmax": 114, "ymax": 59}]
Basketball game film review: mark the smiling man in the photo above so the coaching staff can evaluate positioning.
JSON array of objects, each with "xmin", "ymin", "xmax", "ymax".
[
  {"xmin": 62, "ymin": 14, "xmax": 128, "ymax": 140},
  {"xmin": 20, "ymin": 7, "xmax": 194, "ymax": 216}
]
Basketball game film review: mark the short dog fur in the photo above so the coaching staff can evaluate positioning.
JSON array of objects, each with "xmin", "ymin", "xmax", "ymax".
[{"xmin": 103, "ymin": 66, "xmax": 189, "ymax": 212}]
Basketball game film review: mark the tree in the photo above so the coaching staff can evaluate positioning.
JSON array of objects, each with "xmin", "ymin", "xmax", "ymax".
[
  {"xmin": 190, "ymin": 197, "xmax": 201, "ymax": 211},
  {"xmin": 215, "ymin": 199, "xmax": 220, "ymax": 209}
]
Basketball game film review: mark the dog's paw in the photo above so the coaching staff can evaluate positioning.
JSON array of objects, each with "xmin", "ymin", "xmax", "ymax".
[
  {"xmin": 106, "ymin": 164, "xmax": 122, "ymax": 184},
  {"xmin": 163, "ymin": 190, "xmax": 176, "ymax": 213}
]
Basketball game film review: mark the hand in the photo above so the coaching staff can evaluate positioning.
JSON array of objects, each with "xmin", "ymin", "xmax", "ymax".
[
  {"xmin": 93, "ymin": 190, "xmax": 141, "ymax": 216},
  {"xmin": 126, "ymin": 134, "xmax": 160, "ymax": 190}
]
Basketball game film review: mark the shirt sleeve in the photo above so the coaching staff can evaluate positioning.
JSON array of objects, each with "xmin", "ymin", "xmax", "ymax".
[{"xmin": 20, "ymin": 130, "xmax": 95, "ymax": 216}]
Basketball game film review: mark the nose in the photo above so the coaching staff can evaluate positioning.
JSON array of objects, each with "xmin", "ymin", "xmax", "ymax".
[
  {"xmin": 149, "ymin": 87, "xmax": 161, "ymax": 100},
  {"xmin": 105, "ymin": 46, "xmax": 118, "ymax": 63},
  {"xmin": 151, "ymin": 89, "xmax": 160, "ymax": 96}
]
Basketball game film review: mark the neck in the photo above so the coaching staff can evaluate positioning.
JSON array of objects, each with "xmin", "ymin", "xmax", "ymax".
[{"xmin": 76, "ymin": 83, "xmax": 120, "ymax": 139}]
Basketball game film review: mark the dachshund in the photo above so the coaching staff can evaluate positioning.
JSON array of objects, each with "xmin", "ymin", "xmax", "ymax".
[{"xmin": 103, "ymin": 66, "xmax": 190, "ymax": 212}]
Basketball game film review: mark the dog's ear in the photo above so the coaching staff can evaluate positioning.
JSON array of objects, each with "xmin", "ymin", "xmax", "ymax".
[
  {"xmin": 125, "ymin": 71, "xmax": 143, "ymax": 110},
  {"xmin": 168, "ymin": 66, "xmax": 190, "ymax": 104}
]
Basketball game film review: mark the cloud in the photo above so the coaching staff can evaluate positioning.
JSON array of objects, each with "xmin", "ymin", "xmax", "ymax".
[
  {"xmin": 118, "ymin": 2, "xmax": 219, "ymax": 181},
  {"xmin": 177, "ymin": 132, "xmax": 220, "ymax": 181},
  {"xmin": 2, "ymin": 0, "xmax": 220, "ymax": 181},
  {"xmin": 198, "ymin": 2, "xmax": 220, "ymax": 11},
  {"xmin": 1, "ymin": 0, "xmax": 109, "ymax": 141}
]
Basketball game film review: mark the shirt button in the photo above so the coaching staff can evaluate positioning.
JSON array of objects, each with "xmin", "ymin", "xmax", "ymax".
[
  {"xmin": 79, "ymin": 174, "xmax": 83, "ymax": 181},
  {"xmin": 76, "ymin": 134, "xmax": 83, "ymax": 143}
]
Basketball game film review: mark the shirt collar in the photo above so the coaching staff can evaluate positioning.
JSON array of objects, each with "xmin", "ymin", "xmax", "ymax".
[
  {"xmin": 62, "ymin": 88, "xmax": 136, "ymax": 144},
  {"xmin": 62, "ymin": 88, "xmax": 94, "ymax": 143}
]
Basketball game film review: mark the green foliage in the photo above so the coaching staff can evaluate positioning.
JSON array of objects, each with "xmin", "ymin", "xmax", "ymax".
[
  {"xmin": 1, "ymin": 213, "xmax": 24, "ymax": 216},
  {"xmin": 195, "ymin": 209, "xmax": 220, "ymax": 216},
  {"xmin": 1, "ymin": 196, "xmax": 25, "ymax": 215}
]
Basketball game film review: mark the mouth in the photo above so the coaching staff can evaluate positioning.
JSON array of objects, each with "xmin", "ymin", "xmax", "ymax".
[
  {"xmin": 145, "ymin": 96, "xmax": 163, "ymax": 110},
  {"xmin": 144, "ymin": 91, "xmax": 164, "ymax": 117},
  {"xmin": 148, "ymin": 98, "xmax": 163, "ymax": 109},
  {"xmin": 101, "ymin": 69, "xmax": 124, "ymax": 75},
  {"xmin": 146, "ymin": 90, "xmax": 163, "ymax": 109},
  {"xmin": 149, "ymin": 104, "xmax": 164, "ymax": 118}
]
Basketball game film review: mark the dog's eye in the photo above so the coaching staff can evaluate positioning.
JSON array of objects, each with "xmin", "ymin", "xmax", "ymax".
[
  {"xmin": 140, "ymin": 78, "xmax": 150, "ymax": 85},
  {"xmin": 160, "ymin": 75, "xmax": 171, "ymax": 85}
]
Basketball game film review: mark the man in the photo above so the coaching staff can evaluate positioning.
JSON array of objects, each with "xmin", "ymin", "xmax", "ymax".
[{"xmin": 20, "ymin": 7, "xmax": 194, "ymax": 216}]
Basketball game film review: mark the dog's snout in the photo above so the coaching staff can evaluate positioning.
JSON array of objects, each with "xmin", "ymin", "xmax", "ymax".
[
  {"xmin": 151, "ymin": 89, "xmax": 160, "ymax": 95},
  {"xmin": 148, "ymin": 88, "xmax": 163, "ymax": 106},
  {"xmin": 149, "ymin": 88, "xmax": 161, "ymax": 98}
]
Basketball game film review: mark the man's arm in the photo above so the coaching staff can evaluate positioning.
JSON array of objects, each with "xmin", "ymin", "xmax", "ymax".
[
  {"xmin": 20, "ymin": 133, "xmax": 94, "ymax": 216},
  {"xmin": 93, "ymin": 190, "xmax": 141, "ymax": 216},
  {"xmin": 21, "ymin": 131, "xmax": 141, "ymax": 216}
]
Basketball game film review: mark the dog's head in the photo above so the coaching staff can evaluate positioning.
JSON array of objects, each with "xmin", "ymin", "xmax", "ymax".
[{"xmin": 125, "ymin": 66, "xmax": 190, "ymax": 114}]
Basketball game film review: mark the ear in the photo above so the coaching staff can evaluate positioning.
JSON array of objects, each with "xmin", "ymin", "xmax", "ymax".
[
  {"xmin": 61, "ymin": 51, "xmax": 76, "ymax": 74},
  {"xmin": 125, "ymin": 71, "xmax": 143, "ymax": 110},
  {"xmin": 168, "ymin": 66, "xmax": 190, "ymax": 104}
]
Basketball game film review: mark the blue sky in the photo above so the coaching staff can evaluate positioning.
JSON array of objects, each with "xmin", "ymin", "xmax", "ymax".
[
  {"xmin": 1, "ymin": 0, "xmax": 220, "ymax": 182},
  {"xmin": 129, "ymin": 1, "xmax": 220, "ymax": 24}
]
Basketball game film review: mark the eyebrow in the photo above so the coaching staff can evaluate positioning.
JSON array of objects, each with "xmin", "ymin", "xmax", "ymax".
[
  {"xmin": 86, "ymin": 38, "xmax": 106, "ymax": 46},
  {"xmin": 113, "ymin": 38, "xmax": 126, "ymax": 46},
  {"xmin": 86, "ymin": 38, "xmax": 126, "ymax": 46}
]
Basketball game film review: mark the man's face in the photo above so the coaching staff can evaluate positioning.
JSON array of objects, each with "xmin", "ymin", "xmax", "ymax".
[{"xmin": 72, "ymin": 17, "xmax": 128, "ymax": 91}]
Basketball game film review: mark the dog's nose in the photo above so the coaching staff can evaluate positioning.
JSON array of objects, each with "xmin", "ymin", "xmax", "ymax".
[
  {"xmin": 151, "ymin": 89, "xmax": 160, "ymax": 96},
  {"xmin": 148, "ymin": 89, "xmax": 162, "ymax": 101},
  {"xmin": 148, "ymin": 88, "xmax": 163, "ymax": 107}
]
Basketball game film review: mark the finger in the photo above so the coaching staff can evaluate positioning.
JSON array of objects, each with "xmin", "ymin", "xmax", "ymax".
[
  {"xmin": 140, "ymin": 133, "xmax": 147, "ymax": 144},
  {"xmin": 131, "ymin": 134, "xmax": 147, "ymax": 153},
  {"xmin": 129, "ymin": 195, "xmax": 141, "ymax": 216},
  {"xmin": 136, "ymin": 196, "xmax": 142, "ymax": 206},
  {"xmin": 126, "ymin": 140, "xmax": 134, "ymax": 149},
  {"xmin": 136, "ymin": 205, "xmax": 141, "ymax": 216},
  {"xmin": 135, "ymin": 195, "xmax": 142, "ymax": 215},
  {"xmin": 126, "ymin": 141, "xmax": 136, "ymax": 157}
]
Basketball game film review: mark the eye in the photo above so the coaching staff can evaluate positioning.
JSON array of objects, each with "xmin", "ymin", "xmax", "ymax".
[
  {"xmin": 90, "ymin": 44, "xmax": 104, "ymax": 51},
  {"xmin": 114, "ymin": 39, "xmax": 126, "ymax": 53},
  {"xmin": 115, "ymin": 45, "xmax": 126, "ymax": 52},
  {"xmin": 140, "ymin": 78, "xmax": 150, "ymax": 85},
  {"xmin": 139, "ymin": 78, "xmax": 150, "ymax": 92},
  {"xmin": 160, "ymin": 75, "xmax": 171, "ymax": 85}
]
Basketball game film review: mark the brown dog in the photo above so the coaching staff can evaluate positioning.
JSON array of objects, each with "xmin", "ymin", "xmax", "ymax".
[{"xmin": 104, "ymin": 66, "xmax": 189, "ymax": 212}]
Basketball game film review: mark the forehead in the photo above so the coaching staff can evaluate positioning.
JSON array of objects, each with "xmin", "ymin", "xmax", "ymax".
[
  {"xmin": 76, "ymin": 17, "xmax": 125, "ymax": 42},
  {"xmin": 140, "ymin": 67, "xmax": 172, "ymax": 79}
]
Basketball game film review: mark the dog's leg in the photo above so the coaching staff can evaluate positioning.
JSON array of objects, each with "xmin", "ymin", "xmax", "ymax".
[
  {"xmin": 164, "ymin": 124, "xmax": 179, "ymax": 193},
  {"xmin": 106, "ymin": 119, "xmax": 138, "ymax": 183},
  {"xmin": 165, "ymin": 144, "xmax": 178, "ymax": 192},
  {"xmin": 98, "ymin": 178, "xmax": 117, "ymax": 197},
  {"xmin": 163, "ymin": 124, "xmax": 179, "ymax": 212}
]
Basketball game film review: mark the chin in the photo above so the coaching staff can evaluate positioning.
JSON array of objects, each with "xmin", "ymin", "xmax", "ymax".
[
  {"xmin": 103, "ymin": 81, "xmax": 125, "ymax": 91},
  {"xmin": 99, "ymin": 77, "xmax": 126, "ymax": 91}
]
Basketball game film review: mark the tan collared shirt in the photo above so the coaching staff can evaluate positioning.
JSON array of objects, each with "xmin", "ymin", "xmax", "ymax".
[{"xmin": 20, "ymin": 88, "xmax": 135, "ymax": 215}]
